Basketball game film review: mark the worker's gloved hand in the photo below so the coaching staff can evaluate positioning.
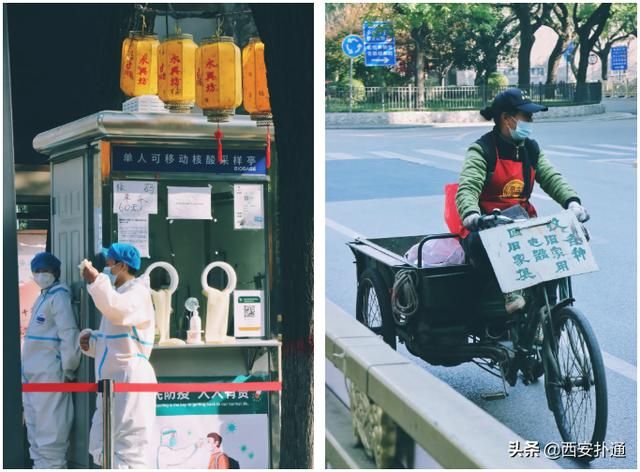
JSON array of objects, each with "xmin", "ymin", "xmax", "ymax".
[
  {"xmin": 568, "ymin": 201, "xmax": 590, "ymax": 223},
  {"xmin": 79, "ymin": 330, "xmax": 92, "ymax": 352},
  {"xmin": 462, "ymin": 212, "xmax": 481, "ymax": 231}
]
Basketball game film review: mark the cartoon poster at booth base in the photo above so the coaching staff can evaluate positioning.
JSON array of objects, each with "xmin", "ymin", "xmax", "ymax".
[
  {"xmin": 152, "ymin": 414, "xmax": 269, "ymax": 469},
  {"xmin": 150, "ymin": 375, "xmax": 270, "ymax": 469}
]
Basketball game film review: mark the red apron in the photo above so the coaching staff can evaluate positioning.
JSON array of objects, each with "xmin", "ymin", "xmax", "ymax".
[{"xmin": 445, "ymin": 145, "xmax": 537, "ymax": 239}]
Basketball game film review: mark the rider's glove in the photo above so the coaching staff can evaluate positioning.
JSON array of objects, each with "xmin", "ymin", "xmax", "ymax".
[
  {"xmin": 568, "ymin": 201, "xmax": 590, "ymax": 223},
  {"xmin": 462, "ymin": 212, "xmax": 481, "ymax": 231}
]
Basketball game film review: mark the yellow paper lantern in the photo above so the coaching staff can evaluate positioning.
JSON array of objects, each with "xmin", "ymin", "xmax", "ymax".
[
  {"xmin": 242, "ymin": 37, "xmax": 272, "ymax": 125},
  {"xmin": 158, "ymin": 33, "xmax": 197, "ymax": 113},
  {"xmin": 120, "ymin": 32, "xmax": 159, "ymax": 97},
  {"xmin": 196, "ymin": 36, "xmax": 242, "ymax": 123}
]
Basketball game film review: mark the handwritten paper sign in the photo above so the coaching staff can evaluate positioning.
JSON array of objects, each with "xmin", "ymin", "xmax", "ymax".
[
  {"xmin": 117, "ymin": 216, "xmax": 150, "ymax": 258},
  {"xmin": 234, "ymin": 184, "xmax": 264, "ymax": 230},
  {"xmin": 480, "ymin": 211, "xmax": 598, "ymax": 293},
  {"xmin": 113, "ymin": 181, "xmax": 158, "ymax": 215},
  {"xmin": 167, "ymin": 186, "xmax": 213, "ymax": 220}
]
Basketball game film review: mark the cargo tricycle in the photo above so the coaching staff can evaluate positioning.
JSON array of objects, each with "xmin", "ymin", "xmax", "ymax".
[{"xmin": 347, "ymin": 211, "xmax": 607, "ymax": 460}]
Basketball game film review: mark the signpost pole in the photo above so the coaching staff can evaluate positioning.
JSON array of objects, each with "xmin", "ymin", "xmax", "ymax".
[{"xmin": 349, "ymin": 57, "xmax": 353, "ymax": 113}]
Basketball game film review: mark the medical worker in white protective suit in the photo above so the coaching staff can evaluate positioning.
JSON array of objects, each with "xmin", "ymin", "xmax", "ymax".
[
  {"xmin": 21, "ymin": 252, "xmax": 81, "ymax": 468},
  {"xmin": 79, "ymin": 243, "xmax": 157, "ymax": 468}
]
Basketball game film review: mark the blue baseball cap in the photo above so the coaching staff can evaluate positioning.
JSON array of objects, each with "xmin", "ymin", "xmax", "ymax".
[
  {"xmin": 101, "ymin": 243, "xmax": 141, "ymax": 270},
  {"xmin": 31, "ymin": 252, "xmax": 62, "ymax": 272},
  {"xmin": 481, "ymin": 88, "xmax": 548, "ymax": 119}
]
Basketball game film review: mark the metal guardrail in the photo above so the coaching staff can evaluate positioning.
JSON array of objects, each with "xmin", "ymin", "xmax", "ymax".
[
  {"xmin": 326, "ymin": 83, "xmax": 603, "ymax": 113},
  {"xmin": 603, "ymin": 79, "xmax": 637, "ymax": 98},
  {"xmin": 325, "ymin": 304, "xmax": 560, "ymax": 469}
]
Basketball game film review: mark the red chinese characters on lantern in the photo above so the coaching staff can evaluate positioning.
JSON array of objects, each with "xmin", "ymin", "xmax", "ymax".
[
  {"xmin": 124, "ymin": 57, "xmax": 134, "ymax": 79},
  {"xmin": 169, "ymin": 54, "xmax": 182, "ymax": 94},
  {"xmin": 204, "ymin": 56, "xmax": 218, "ymax": 94}
]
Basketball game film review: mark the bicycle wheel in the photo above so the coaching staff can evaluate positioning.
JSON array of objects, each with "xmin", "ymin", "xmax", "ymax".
[
  {"xmin": 356, "ymin": 268, "xmax": 396, "ymax": 349},
  {"xmin": 545, "ymin": 306, "xmax": 607, "ymax": 460}
]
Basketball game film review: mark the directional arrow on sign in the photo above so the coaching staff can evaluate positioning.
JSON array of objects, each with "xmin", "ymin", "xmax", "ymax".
[{"xmin": 367, "ymin": 56, "xmax": 392, "ymax": 64}]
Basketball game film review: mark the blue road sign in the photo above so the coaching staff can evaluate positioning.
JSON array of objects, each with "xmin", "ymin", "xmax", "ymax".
[
  {"xmin": 363, "ymin": 21, "xmax": 394, "ymax": 43},
  {"xmin": 611, "ymin": 46, "xmax": 628, "ymax": 71},
  {"xmin": 364, "ymin": 41, "xmax": 396, "ymax": 66},
  {"xmin": 363, "ymin": 21, "xmax": 396, "ymax": 67},
  {"xmin": 341, "ymin": 34, "xmax": 364, "ymax": 58},
  {"xmin": 563, "ymin": 41, "xmax": 574, "ymax": 61}
]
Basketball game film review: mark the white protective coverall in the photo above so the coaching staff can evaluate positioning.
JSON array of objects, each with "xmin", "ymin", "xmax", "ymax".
[
  {"xmin": 21, "ymin": 282, "xmax": 81, "ymax": 468},
  {"xmin": 81, "ymin": 273, "xmax": 157, "ymax": 468}
]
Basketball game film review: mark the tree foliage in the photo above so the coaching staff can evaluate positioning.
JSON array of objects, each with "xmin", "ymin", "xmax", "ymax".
[
  {"xmin": 593, "ymin": 3, "xmax": 637, "ymax": 80},
  {"xmin": 511, "ymin": 3, "xmax": 554, "ymax": 86},
  {"xmin": 325, "ymin": 3, "xmax": 626, "ymax": 91}
]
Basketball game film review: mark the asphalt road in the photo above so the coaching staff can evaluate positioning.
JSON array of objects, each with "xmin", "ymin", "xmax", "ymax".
[{"xmin": 325, "ymin": 115, "xmax": 637, "ymax": 469}]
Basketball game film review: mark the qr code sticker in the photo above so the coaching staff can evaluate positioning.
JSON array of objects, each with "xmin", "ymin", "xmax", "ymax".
[{"xmin": 244, "ymin": 305, "xmax": 256, "ymax": 319}]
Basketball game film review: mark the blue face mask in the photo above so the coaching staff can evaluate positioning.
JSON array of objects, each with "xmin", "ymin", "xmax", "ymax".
[
  {"xmin": 509, "ymin": 118, "xmax": 533, "ymax": 142},
  {"xmin": 103, "ymin": 266, "xmax": 117, "ymax": 285}
]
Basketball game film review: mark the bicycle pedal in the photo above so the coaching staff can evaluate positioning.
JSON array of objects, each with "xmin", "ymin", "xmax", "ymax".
[{"xmin": 481, "ymin": 391, "xmax": 508, "ymax": 401}]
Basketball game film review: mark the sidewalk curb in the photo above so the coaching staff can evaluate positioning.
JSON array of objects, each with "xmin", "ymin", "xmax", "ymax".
[{"xmin": 326, "ymin": 104, "xmax": 616, "ymax": 129}]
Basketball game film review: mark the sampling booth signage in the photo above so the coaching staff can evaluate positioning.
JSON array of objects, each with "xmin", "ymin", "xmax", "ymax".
[{"xmin": 33, "ymin": 111, "xmax": 280, "ymax": 468}]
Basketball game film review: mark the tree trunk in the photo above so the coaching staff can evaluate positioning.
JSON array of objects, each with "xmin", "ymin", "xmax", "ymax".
[
  {"xmin": 250, "ymin": 4, "xmax": 314, "ymax": 469},
  {"xmin": 598, "ymin": 44, "xmax": 611, "ymax": 81},
  {"xmin": 575, "ymin": 45, "xmax": 591, "ymax": 101},
  {"xmin": 414, "ymin": 40, "xmax": 425, "ymax": 109},
  {"xmin": 573, "ymin": 3, "xmax": 612, "ymax": 100},
  {"xmin": 518, "ymin": 32, "xmax": 535, "ymax": 89},
  {"xmin": 546, "ymin": 34, "xmax": 570, "ymax": 86},
  {"xmin": 484, "ymin": 49, "xmax": 498, "ymax": 80}
]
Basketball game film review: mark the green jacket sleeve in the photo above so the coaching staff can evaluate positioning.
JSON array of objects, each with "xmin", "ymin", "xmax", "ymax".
[
  {"xmin": 535, "ymin": 150, "xmax": 581, "ymax": 208},
  {"xmin": 456, "ymin": 144, "xmax": 486, "ymax": 219}
]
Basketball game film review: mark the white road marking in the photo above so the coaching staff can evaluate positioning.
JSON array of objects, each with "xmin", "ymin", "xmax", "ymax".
[
  {"xmin": 602, "ymin": 352, "xmax": 637, "ymax": 382},
  {"xmin": 544, "ymin": 150, "xmax": 589, "ymax": 158},
  {"xmin": 589, "ymin": 158, "xmax": 636, "ymax": 165},
  {"xmin": 547, "ymin": 145, "xmax": 632, "ymax": 156},
  {"xmin": 593, "ymin": 144, "xmax": 637, "ymax": 152},
  {"xmin": 368, "ymin": 150, "xmax": 437, "ymax": 167},
  {"xmin": 326, "ymin": 152, "xmax": 361, "ymax": 161},
  {"xmin": 531, "ymin": 193, "xmax": 553, "ymax": 201},
  {"xmin": 415, "ymin": 149, "xmax": 465, "ymax": 161},
  {"xmin": 326, "ymin": 218, "xmax": 362, "ymax": 239}
]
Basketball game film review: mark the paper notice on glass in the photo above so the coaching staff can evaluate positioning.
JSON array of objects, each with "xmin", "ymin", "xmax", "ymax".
[
  {"xmin": 113, "ymin": 181, "xmax": 158, "ymax": 215},
  {"xmin": 167, "ymin": 185, "xmax": 213, "ymax": 220},
  {"xmin": 117, "ymin": 215, "xmax": 150, "ymax": 258},
  {"xmin": 94, "ymin": 208, "xmax": 103, "ymax": 255},
  {"xmin": 234, "ymin": 184, "xmax": 264, "ymax": 230}
]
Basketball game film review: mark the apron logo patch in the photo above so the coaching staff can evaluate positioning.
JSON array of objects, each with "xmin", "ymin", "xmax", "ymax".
[{"xmin": 500, "ymin": 179, "xmax": 524, "ymax": 199}]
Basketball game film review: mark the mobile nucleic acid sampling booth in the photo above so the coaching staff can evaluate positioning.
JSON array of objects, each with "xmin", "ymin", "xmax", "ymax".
[{"xmin": 33, "ymin": 112, "xmax": 281, "ymax": 468}]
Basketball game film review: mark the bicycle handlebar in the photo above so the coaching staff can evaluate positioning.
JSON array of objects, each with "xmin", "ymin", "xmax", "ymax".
[{"xmin": 478, "ymin": 211, "xmax": 516, "ymax": 230}]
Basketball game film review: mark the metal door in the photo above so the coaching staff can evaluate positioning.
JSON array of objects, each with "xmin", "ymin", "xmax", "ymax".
[{"xmin": 51, "ymin": 155, "xmax": 93, "ymax": 467}]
